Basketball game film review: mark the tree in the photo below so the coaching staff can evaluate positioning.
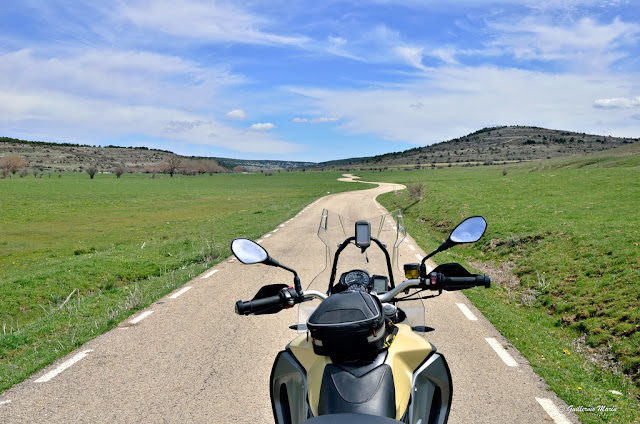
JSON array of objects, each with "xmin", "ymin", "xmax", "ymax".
[
  {"xmin": 164, "ymin": 157, "xmax": 183, "ymax": 177},
  {"xmin": 86, "ymin": 165, "xmax": 98, "ymax": 179},
  {"xmin": 114, "ymin": 165, "xmax": 127, "ymax": 179},
  {"xmin": 205, "ymin": 159, "xmax": 226, "ymax": 174},
  {"xmin": 0, "ymin": 156, "xmax": 28, "ymax": 177}
]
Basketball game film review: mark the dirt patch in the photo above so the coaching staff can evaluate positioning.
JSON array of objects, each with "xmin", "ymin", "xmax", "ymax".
[
  {"xmin": 471, "ymin": 260, "xmax": 625, "ymax": 377},
  {"xmin": 470, "ymin": 260, "xmax": 519, "ymax": 289}
]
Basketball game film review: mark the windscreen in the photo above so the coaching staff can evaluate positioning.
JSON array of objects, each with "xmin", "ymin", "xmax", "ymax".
[
  {"xmin": 314, "ymin": 208, "xmax": 405, "ymax": 290},
  {"xmin": 298, "ymin": 209, "xmax": 426, "ymax": 335}
]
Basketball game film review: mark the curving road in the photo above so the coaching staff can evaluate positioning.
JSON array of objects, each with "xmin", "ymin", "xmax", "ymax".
[{"xmin": 0, "ymin": 176, "xmax": 579, "ymax": 423}]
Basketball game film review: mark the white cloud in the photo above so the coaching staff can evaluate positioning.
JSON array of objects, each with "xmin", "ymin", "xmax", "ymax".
[
  {"xmin": 310, "ymin": 117, "xmax": 339, "ymax": 123},
  {"xmin": 0, "ymin": 48, "xmax": 303, "ymax": 155},
  {"xmin": 163, "ymin": 120, "xmax": 206, "ymax": 133},
  {"xmin": 394, "ymin": 46, "xmax": 428, "ymax": 70},
  {"xmin": 292, "ymin": 66, "xmax": 640, "ymax": 145},
  {"xmin": 594, "ymin": 96, "xmax": 640, "ymax": 109},
  {"xmin": 430, "ymin": 48, "xmax": 460, "ymax": 65},
  {"xmin": 226, "ymin": 109, "xmax": 247, "ymax": 120},
  {"xmin": 0, "ymin": 88, "xmax": 301, "ymax": 154},
  {"xmin": 0, "ymin": 48, "xmax": 239, "ymax": 108},
  {"xmin": 118, "ymin": 0, "xmax": 307, "ymax": 46},
  {"xmin": 292, "ymin": 117, "xmax": 339, "ymax": 123},
  {"xmin": 249, "ymin": 123, "xmax": 276, "ymax": 131},
  {"xmin": 488, "ymin": 17, "xmax": 640, "ymax": 70}
]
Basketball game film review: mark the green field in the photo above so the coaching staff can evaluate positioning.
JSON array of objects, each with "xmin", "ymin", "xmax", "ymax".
[
  {"xmin": 0, "ymin": 171, "xmax": 364, "ymax": 392},
  {"xmin": 357, "ymin": 144, "xmax": 640, "ymax": 423}
]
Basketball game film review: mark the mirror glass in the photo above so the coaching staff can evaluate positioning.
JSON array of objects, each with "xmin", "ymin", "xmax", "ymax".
[
  {"xmin": 449, "ymin": 216, "xmax": 487, "ymax": 243},
  {"xmin": 231, "ymin": 238, "xmax": 268, "ymax": 264}
]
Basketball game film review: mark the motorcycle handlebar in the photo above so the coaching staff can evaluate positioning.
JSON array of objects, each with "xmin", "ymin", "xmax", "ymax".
[
  {"xmin": 235, "ymin": 273, "xmax": 491, "ymax": 314},
  {"xmin": 442, "ymin": 274, "xmax": 491, "ymax": 289},
  {"xmin": 378, "ymin": 273, "xmax": 490, "ymax": 301},
  {"xmin": 235, "ymin": 295, "xmax": 282, "ymax": 315}
]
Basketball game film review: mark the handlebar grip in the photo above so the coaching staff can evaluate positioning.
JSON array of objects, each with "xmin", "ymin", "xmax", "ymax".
[
  {"xmin": 442, "ymin": 275, "xmax": 491, "ymax": 288},
  {"xmin": 235, "ymin": 295, "xmax": 282, "ymax": 315}
]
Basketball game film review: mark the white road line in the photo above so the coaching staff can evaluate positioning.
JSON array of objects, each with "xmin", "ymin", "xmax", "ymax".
[
  {"xmin": 485, "ymin": 338, "xmax": 518, "ymax": 367},
  {"xmin": 0, "ymin": 400, "xmax": 11, "ymax": 406},
  {"xmin": 404, "ymin": 239, "xmax": 409, "ymax": 243},
  {"xmin": 408, "ymin": 245, "xmax": 416, "ymax": 251},
  {"xmin": 279, "ymin": 224, "xmax": 285, "ymax": 228},
  {"xmin": 169, "ymin": 286, "xmax": 192, "ymax": 299},
  {"xmin": 456, "ymin": 303, "xmax": 478, "ymax": 321},
  {"xmin": 35, "ymin": 350, "xmax": 93, "ymax": 383},
  {"xmin": 129, "ymin": 310, "xmax": 154, "ymax": 325},
  {"xmin": 264, "ymin": 234, "xmax": 271, "ymax": 238},
  {"xmin": 415, "ymin": 253, "xmax": 423, "ymax": 260},
  {"xmin": 535, "ymin": 398, "xmax": 572, "ymax": 424},
  {"xmin": 203, "ymin": 269, "xmax": 219, "ymax": 278},
  {"xmin": 272, "ymin": 229, "xmax": 278, "ymax": 233},
  {"xmin": 256, "ymin": 239, "xmax": 263, "ymax": 244}
]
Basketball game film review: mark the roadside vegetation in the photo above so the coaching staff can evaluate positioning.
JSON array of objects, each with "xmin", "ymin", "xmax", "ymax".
[
  {"xmin": 359, "ymin": 143, "xmax": 640, "ymax": 423},
  {"xmin": 0, "ymin": 171, "xmax": 363, "ymax": 393}
]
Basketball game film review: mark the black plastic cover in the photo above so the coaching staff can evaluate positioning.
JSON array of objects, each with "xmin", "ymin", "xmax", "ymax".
[{"xmin": 318, "ymin": 364, "xmax": 396, "ymax": 418}]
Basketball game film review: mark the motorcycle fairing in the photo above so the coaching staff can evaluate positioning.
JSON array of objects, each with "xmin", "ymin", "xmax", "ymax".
[
  {"xmin": 383, "ymin": 324, "xmax": 436, "ymax": 419},
  {"xmin": 287, "ymin": 333, "xmax": 332, "ymax": 417},
  {"xmin": 409, "ymin": 353, "xmax": 452, "ymax": 424},
  {"xmin": 275, "ymin": 323, "xmax": 443, "ymax": 422},
  {"xmin": 271, "ymin": 350, "xmax": 310, "ymax": 424}
]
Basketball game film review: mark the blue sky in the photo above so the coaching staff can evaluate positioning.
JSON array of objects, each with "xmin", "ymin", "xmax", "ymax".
[{"xmin": 1, "ymin": 0, "xmax": 639, "ymax": 162}]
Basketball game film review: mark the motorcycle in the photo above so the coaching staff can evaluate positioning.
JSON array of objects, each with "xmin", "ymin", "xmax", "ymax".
[{"xmin": 231, "ymin": 209, "xmax": 490, "ymax": 424}]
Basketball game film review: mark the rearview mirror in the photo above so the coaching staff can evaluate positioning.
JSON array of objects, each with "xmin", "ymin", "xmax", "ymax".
[
  {"xmin": 449, "ymin": 216, "xmax": 487, "ymax": 244},
  {"xmin": 231, "ymin": 238, "xmax": 268, "ymax": 264}
]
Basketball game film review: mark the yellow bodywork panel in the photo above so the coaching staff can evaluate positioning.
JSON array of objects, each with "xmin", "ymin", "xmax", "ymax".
[
  {"xmin": 288, "ymin": 333, "xmax": 332, "ymax": 417},
  {"xmin": 385, "ymin": 324, "xmax": 433, "ymax": 419},
  {"xmin": 288, "ymin": 324, "xmax": 432, "ymax": 420}
]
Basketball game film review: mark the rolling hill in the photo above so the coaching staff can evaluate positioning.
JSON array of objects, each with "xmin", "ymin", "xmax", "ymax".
[
  {"xmin": 318, "ymin": 126, "xmax": 639, "ymax": 168},
  {"xmin": 2, "ymin": 126, "xmax": 638, "ymax": 173}
]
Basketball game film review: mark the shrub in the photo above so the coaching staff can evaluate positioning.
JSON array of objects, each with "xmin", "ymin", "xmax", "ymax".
[
  {"xmin": 0, "ymin": 156, "xmax": 28, "ymax": 175},
  {"xmin": 114, "ymin": 165, "xmax": 127, "ymax": 179},
  {"xmin": 86, "ymin": 166, "xmax": 98, "ymax": 179},
  {"xmin": 407, "ymin": 181, "xmax": 424, "ymax": 201}
]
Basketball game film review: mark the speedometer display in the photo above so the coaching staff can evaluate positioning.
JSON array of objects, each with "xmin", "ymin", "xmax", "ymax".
[
  {"xmin": 335, "ymin": 269, "xmax": 373, "ymax": 293},
  {"xmin": 344, "ymin": 270, "xmax": 369, "ymax": 285}
]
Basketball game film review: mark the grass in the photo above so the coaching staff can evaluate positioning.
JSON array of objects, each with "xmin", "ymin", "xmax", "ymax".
[
  {"xmin": 354, "ymin": 146, "xmax": 640, "ymax": 423},
  {"xmin": 0, "ymin": 170, "xmax": 364, "ymax": 392}
]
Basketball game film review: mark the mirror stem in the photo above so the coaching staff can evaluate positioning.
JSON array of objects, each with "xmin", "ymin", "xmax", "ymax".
[
  {"xmin": 265, "ymin": 257, "xmax": 303, "ymax": 294},
  {"xmin": 420, "ymin": 241, "xmax": 451, "ymax": 278}
]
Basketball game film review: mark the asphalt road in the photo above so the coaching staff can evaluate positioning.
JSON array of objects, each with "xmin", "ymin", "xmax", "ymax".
[{"xmin": 0, "ymin": 175, "xmax": 580, "ymax": 423}]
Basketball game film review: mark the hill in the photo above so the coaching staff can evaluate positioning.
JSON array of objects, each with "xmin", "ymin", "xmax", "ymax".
[
  {"xmin": 0, "ymin": 137, "xmax": 314, "ymax": 172},
  {"xmin": 2, "ymin": 126, "xmax": 638, "ymax": 173},
  {"xmin": 318, "ymin": 126, "xmax": 639, "ymax": 168}
]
